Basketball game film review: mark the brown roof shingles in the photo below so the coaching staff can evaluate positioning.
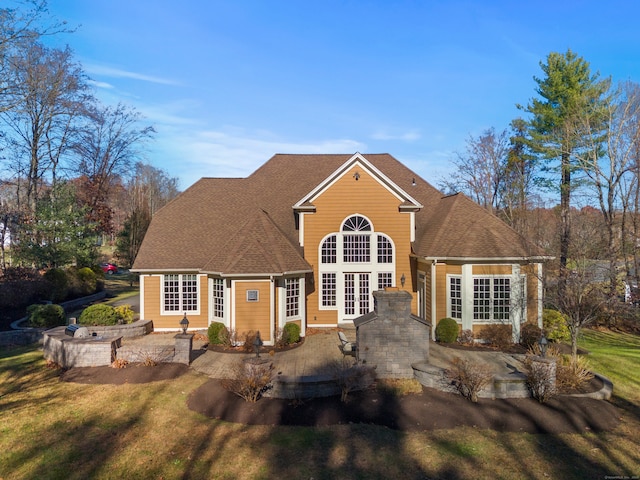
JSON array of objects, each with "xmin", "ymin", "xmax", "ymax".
[{"xmin": 132, "ymin": 153, "xmax": 544, "ymax": 274}]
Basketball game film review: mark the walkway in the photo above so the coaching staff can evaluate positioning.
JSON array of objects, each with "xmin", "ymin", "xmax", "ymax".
[{"xmin": 122, "ymin": 329, "xmax": 525, "ymax": 379}]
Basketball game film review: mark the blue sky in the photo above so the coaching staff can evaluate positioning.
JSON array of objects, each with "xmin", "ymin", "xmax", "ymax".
[{"xmin": 40, "ymin": 1, "xmax": 640, "ymax": 189}]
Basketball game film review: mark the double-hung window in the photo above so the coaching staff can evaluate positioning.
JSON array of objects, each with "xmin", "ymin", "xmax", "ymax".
[
  {"xmin": 163, "ymin": 274, "xmax": 199, "ymax": 313},
  {"xmin": 449, "ymin": 276, "xmax": 462, "ymax": 320},
  {"xmin": 212, "ymin": 278, "xmax": 224, "ymax": 319},
  {"xmin": 285, "ymin": 278, "xmax": 300, "ymax": 318}
]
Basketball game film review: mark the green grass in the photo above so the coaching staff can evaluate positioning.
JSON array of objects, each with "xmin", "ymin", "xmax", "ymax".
[
  {"xmin": 578, "ymin": 329, "xmax": 640, "ymax": 409},
  {"xmin": 0, "ymin": 330, "xmax": 639, "ymax": 479}
]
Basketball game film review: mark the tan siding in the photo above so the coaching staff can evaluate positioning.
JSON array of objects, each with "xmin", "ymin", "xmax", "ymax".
[
  {"xmin": 521, "ymin": 264, "xmax": 540, "ymax": 323},
  {"xmin": 305, "ymin": 166, "xmax": 414, "ymax": 325},
  {"xmin": 234, "ymin": 281, "xmax": 271, "ymax": 335},
  {"xmin": 472, "ymin": 265, "xmax": 512, "ymax": 275},
  {"xmin": 143, "ymin": 275, "xmax": 209, "ymax": 329},
  {"xmin": 434, "ymin": 264, "xmax": 447, "ymax": 321}
]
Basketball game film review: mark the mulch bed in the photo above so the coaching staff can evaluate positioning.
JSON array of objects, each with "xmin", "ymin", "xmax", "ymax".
[{"xmin": 60, "ymin": 363, "xmax": 620, "ymax": 434}]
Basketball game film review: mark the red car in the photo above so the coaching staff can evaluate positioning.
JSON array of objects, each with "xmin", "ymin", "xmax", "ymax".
[{"xmin": 100, "ymin": 263, "xmax": 118, "ymax": 275}]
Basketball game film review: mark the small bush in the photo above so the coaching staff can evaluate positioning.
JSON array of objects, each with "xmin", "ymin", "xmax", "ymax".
[
  {"xmin": 331, "ymin": 360, "xmax": 376, "ymax": 402},
  {"xmin": 445, "ymin": 356, "xmax": 493, "ymax": 402},
  {"xmin": 240, "ymin": 330, "xmax": 259, "ymax": 352},
  {"xmin": 43, "ymin": 268, "xmax": 69, "ymax": 303},
  {"xmin": 111, "ymin": 358, "xmax": 129, "ymax": 369},
  {"xmin": 222, "ymin": 359, "xmax": 275, "ymax": 402},
  {"xmin": 27, "ymin": 303, "xmax": 66, "ymax": 328},
  {"xmin": 78, "ymin": 304, "xmax": 118, "ymax": 326},
  {"xmin": 114, "ymin": 304, "xmax": 134, "ymax": 324},
  {"xmin": 458, "ymin": 329, "xmax": 474, "ymax": 345},
  {"xmin": 283, "ymin": 322, "xmax": 301, "ymax": 344},
  {"xmin": 435, "ymin": 317, "xmax": 459, "ymax": 343},
  {"xmin": 543, "ymin": 309, "xmax": 571, "ymax": 343},
  {"xmin": 524, "ymin": 355, "xmax": 557, "ymax": 403},
  {"xmin": 208, "ymin": 321, "xmax": 228, "ymax": 345},
  {"xmin": 520, "ymin": 323, "xmax": 542, "ymax": 349},
  {"xmin": 556, "ymin": 355, "xmax": 594, "ymax": 392},
  {"xmin": 479, "ymin": 324, "xmax": 512, "ymax": 349},
  {"xmin": 77, "ymin": 267, "xmax": 98, "ymax": 296}
]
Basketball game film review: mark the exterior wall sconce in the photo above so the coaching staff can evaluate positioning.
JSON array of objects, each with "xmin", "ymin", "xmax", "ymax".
[
  {"xmin": 538, "ymin": 333, "xmax": 548, "ymax": 357},
  {"xmin": 400, "ymin": 273, "xmax": 406, "ymax": 287},
  {"xmin": 180, "ymin": 313, "xmax": 189, "ymax": 334},
  {"xmin": 353, "ymin": 172, "xmax": 360, "ymax": 181},
  {"xmin": 412, "ymin": 178, "xmax": 416, "ymax": 186}
]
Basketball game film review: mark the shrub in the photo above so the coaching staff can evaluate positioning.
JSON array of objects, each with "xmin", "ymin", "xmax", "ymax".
[
  {"xmin": 479, "ymin": 324, "xmax": 512, "ymax": 349},
  {"xmin": 27, "ymin": 303, "xmax": 66, "ymax": 328},
  {"xmin": 240, "ymin": 330, "xmax": 259, "ymax": 352},
  {"xmin": 330, "ymin": 360, "xmax": 376, "ymax": 402},
  {"xmin": 114, "ymin": 304, "xmax": 135, "ymax": 324},
  {"xmin": 208, "ymin": 321, "xmax": 228, "ymax": 345},
  {"xmin": 77, "ymin": 267, "xmax": 98, "ymax": 296},
  {"xmin": 435, "ymin": 317, "xmax": 459, "ymax": 343},
  {"xmin": 445, "ymin": 356, "xmax": 493, "ymax": 402},
  {"xmin": 78, "ymin": 304, "xmax": 118, "ymax": 326},
  {"xmin": 458, "ymin": 329, "xmax": 474, "ymax": 345},
  {"xmin": 43, "ymin": 268, "xmax": 69, "ymax": 303},
  {"xmin": 523, "ymin": 355, "xmax": 557, "ymax": 403},
  {"xmin": 222, "ymin": 359, "xmax": 275, "ymax": 402},
  {"xmin": 556, "ymin": 355, "xmax": 594, "ymax": 392},
  {"xmin": 520, "ymin": 323, "xmax": 542, "ymax": 349},
  {"xmin": 64, "ymin": 267, "xmax": 83, "ymax": 299},
  {"xmin": 543, "ymin": 309, "xmax": 571, "ymax": 343},
  {"xmin": 283, "ymin": 322, "xmax": 301, "ymax": 344}
]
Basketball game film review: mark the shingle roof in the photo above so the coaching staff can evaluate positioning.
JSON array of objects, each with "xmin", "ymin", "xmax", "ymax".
[{"xmin": 132, "ymin": 153, "xmax": 545, "ymax": 274}]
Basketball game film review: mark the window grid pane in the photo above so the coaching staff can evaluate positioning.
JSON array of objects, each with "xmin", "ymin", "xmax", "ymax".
[
  {"xmin": 342, "ymin": 215, "xmax": 371, "ymax": 231},
  {"xmin": 164, "ymin": 274, "xmax": 180, "ymax": 311},
  {"xmin": 450, "ymin": 277, "xmax": 462, "ymax": 319},
  {"xmin": 286, "ymin": 279, "xmax": 299, "ymax": 317},
  {"xmin": 378, "ymin": 272, "xmax": 393, "ymax": 290},
  {"xmin": 473, "ymin": 278, "xmax": 491, "ymax": 320},
  {"xmin": 493, "ymin": 278, "xmax": 510, "ymax": 320},
  {"xmin": 322, "ymin": 273, "xmax": 336, "ymax": 307},
  {"xmin": 182, "ymin": 274, "xmax": 198, "ymax": 311},
  {"xmin": 321, "ymin": 235, "xmax": 337, "ymax": 264},
  {"xmin": 212, "ymin": 278, "xmax": 224, "ymax": 318},
  {"xmin": 343, "ymin": 234, "xmax": 370, "ymax": 262},
  {"xmin": 377, "ymin": 235, "xmax": 393, "ymax": 263}
]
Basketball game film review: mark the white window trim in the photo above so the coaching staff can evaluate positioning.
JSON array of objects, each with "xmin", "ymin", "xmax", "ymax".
[
  {"xmin": 285, "ymin": 277, "xmax": 302, "ymax": 320},
  {"xmin": 446, "ymin": 274, "xmax": 463, "ymax": 321},
  {"xmin": 161, "ymin": 274, "xmax": 201, "ymax": 316},
  {"xmin": 317, "ymin": 215, "xmax": 396, "ymax": 315}
]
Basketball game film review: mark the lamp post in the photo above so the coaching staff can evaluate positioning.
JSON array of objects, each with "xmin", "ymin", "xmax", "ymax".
[
  {"xmin": 253, "ymin": 330, "xmax": 263, "ymax": 358},
  {"xmin": 180, "ymin": 313, "xmax": 189, "ymax": 334},
  {"xmin": 538, "ymin": 333, "xmax": 548, "ymax": 357}
]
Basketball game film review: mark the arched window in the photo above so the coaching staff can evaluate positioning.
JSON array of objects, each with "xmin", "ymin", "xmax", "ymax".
[
  {"xmin": 342, "ymin": 215, "xmax": 371, "ymax": 263},
  {"xmin": 377, "ymin": 234, "xmax": 393, "ymax": 263},
  {"xmin": 321, "ymin": 235, "xmax": 337, "ymax": 264}
]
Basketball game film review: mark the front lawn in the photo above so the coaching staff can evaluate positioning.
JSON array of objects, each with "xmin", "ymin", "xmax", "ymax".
[{"xmin": 0, "ymin": 329, "xmax": 638, "ymax": 479}]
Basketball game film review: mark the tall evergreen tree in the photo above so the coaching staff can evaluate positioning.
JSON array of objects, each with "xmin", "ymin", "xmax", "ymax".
[{"xmin": 520, "ymin": 49, "xmax": 610, "ymax": 294}]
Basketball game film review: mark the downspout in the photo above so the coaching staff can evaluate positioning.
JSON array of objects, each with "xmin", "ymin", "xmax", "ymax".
[{"xmin": 431, "ymin": 259, "xmax": 437, "ymax": 339}]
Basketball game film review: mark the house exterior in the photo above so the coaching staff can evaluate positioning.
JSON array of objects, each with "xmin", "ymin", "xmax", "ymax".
[{"xmin": 132, "ymin": 153, "xmax": 548, "ymax": 345}]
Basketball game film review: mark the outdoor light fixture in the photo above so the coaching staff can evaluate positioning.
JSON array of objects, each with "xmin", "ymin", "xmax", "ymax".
[
  {"xmin": 539, "ymin": 333, "xmax": 548, "ymax": 357},
  {"xmin": 401, "ymin": 273, "xmax": 406, "ymax": 287},
  {"xmin": 253, "ymin": 330, "xmax": 263, "ymax": 358},
  {"xmin": 412, "ymin": 178, "xmax": 416, "ymax": 186},
  {"xmin": 180, "ymin": 313, "xmax": 189, "ymax": 334},
  {"xmin": 353, "ymin": 172, "xmax": 360, "ymax": 181}
]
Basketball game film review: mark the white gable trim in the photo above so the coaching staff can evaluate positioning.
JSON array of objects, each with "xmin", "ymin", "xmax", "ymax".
[{"xmin": 293, "ymin": 153, "xmax": 423, "ymax": 210}]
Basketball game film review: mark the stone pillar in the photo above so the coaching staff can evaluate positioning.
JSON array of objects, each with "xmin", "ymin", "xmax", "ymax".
[{"xmin": 174, "ymin": 333, "xmax": 193, "ymax": 365}]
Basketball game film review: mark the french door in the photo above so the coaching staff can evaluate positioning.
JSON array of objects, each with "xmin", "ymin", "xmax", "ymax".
[{"xmin": 344, "ymin": 272, "xmax": 371, "ymax": 318}]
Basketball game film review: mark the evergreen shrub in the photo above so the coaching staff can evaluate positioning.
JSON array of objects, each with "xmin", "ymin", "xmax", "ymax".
[
  {"xmin": 78, "ymin": 304, "xmax": 118, "ymax": 326},
  {"xmin": 208, "ymin": 321, "xmax": 228, "ymax": 345},
  {"xmin": 27, "ymin": 303, "xmax": 66, "ymax": 328},
  {"xmin": 283, "ymin": 322, "xmax": 301, "ymax": 344},
  {"xmin": 43, "ymin": 268, "xmax": 69, "ymax": 303},
  {"xmin": 435, "ymin": 317, "xmax": 459, "ymax": 343},
  {"xmin": 543, "ymin": 309, "xmax": 571, "ymax": 343}
]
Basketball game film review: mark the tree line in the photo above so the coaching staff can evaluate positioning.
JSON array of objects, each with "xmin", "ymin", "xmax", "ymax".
[
  {"xmin": 0, "ymin": 1, "xmax": 179, "ymax": 272},
  {"xmin": 441, "ymin": 49, "xmax": 640, "ymax": 343}
]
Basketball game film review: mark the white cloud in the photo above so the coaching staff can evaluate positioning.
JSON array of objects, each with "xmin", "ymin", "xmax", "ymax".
[
  {"xmin": 84, "ymin": 63, "xmax": 180, "ymax": 86},
  {"xmin": 88, "ymin": 79, "xmax": 114, "ymax": 89},
  {"xmin": 151, "ymin": 128, "xmax": 366, "ymax": 187}
]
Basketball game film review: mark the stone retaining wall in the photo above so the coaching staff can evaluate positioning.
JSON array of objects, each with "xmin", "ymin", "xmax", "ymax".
[
  {"xmin": 83, "ymin": 319, "xmax": 153, "ymax": 339},
  {"xmin": 43, "ymin": 327, "xmax": 121, "ymax": 367}
]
